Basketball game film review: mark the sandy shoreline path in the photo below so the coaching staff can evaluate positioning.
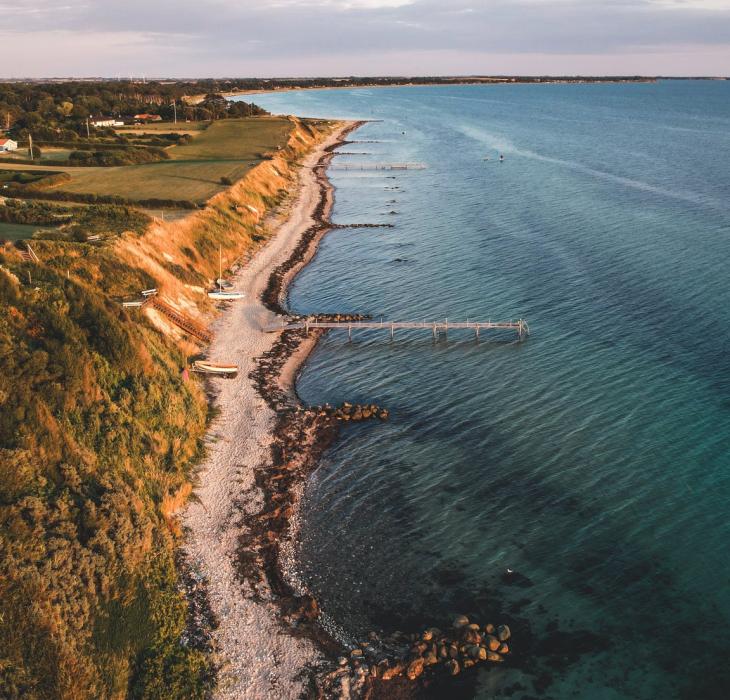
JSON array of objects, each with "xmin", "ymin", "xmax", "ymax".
[{"xmin": 182, "ymin": 122, "xmax": 355, "ymax": 700}]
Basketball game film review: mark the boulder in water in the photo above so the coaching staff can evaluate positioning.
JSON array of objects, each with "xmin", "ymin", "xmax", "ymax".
[
  {"xmin": 446, "ymin": 659, "xmax": 460, "ymax": 676},
  {"xmin": 453, "ymin": 614, "xmax": 470, "ymax": 629},
  {"xmin": 406, "ymin": 658, "xmax": 425, "ymax": 680}
]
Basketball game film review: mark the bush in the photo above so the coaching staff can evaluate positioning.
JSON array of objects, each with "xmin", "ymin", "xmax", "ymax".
[{"xmin": 220, "ymin": 176, "xmax": 233, "ymax": 186}]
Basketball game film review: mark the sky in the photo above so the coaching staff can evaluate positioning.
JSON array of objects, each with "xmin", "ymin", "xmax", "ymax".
[{"xmin": 1, "ymin": 0, "xmax": 729, "ymax": 78}]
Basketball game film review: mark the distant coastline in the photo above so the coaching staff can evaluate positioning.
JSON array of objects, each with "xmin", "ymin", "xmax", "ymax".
[{"xmin": 185, "ymin": 75, "xmax": 667, "ymax": 104}]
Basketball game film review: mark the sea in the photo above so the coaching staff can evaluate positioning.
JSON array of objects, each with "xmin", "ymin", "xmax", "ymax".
[{"xmin": 241, "ymin": 81, "xmax": 730, "ymax": 699}]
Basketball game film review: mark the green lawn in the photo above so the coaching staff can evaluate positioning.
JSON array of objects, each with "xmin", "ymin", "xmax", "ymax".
[{"xmin": 61, "ymin": 117, "xmax": 293, "ymax": 204}]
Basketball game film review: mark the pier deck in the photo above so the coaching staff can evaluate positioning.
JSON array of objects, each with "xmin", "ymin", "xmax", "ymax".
[{"xmin": 266, "ymin": 319, "xmax": 529, "ymax": 341}]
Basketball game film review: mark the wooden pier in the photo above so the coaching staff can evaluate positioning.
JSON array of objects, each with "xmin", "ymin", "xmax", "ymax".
[
  {"xmin": 266, "ymin": 319, "xmax": 529, "ymax": 341},
  {"xmin": 320, "ymin": 162, "xmax": 427, "ymax": 171}
]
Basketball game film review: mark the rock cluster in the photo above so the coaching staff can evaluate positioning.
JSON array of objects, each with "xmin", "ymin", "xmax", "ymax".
[
  {"xmin": 316, "ymin": 617, "xmax": 511, "ymax": 697},
  {"xmin": 301, "ymin": 313, "xmax": 371, "ymax": 323},
  {"xmin": 330, "ymin": 223, "xmax": 395, "ymax": 229},
  {"xmin": 321, "ymin": 402, "xmax": 389, "ymax": 422}
]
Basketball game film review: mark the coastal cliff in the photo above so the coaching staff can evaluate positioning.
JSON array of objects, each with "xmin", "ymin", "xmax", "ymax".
[{"xmin": 0, "ymin": 116, "xmax": 338, "ymax": 699}]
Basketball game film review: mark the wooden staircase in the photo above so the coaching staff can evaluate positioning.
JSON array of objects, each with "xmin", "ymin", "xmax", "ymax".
[
  {"xmin": 19, "ymin": 243, "xmax": 39, "ymax": 263},
  {"xmin": 149, "ymin": 296, "xmax": 212, "ymax": 343}
]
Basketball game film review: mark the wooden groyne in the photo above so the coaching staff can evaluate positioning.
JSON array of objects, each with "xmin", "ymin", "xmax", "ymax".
[
  {"xmin": 319, "ymin": 162, "xmax": 427, "ymax": 171},
  {"xmin": 266, "ymin": 319, "xmax": 529, "ymax": 341}
]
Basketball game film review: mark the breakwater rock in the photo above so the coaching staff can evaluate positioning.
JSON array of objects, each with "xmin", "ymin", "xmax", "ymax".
[
  {"xmin": 294, "ymin": 313, "xmax": 372, "ymax": 324},
  {"xmin": 312, "ymin": 402, "xmax": 389, "ymax": 422},
  {"xmin": 315, "ymin": 616, "xmax": 512, "ymax": 697},
  {"xmin": 330, "ymin": 223, "xmax": 395, "ymax": 229}
]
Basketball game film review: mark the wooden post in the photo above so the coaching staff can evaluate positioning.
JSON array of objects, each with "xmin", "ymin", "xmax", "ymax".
[
  {"xmin": 348, "ymin": 325, "xmax": 352, "ymax": 341},
  {"xmin": 476, "ymin": 324, "xmax": 480, "ymax": 341},
  {"xmin": 390, "ymin": 323, "xmax": 394, "ymax": 340}
]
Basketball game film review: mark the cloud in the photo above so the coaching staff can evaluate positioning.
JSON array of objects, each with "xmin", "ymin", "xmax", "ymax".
[{"xmin": 1, "ymin": 0, "xmax": 729, "ymax": 76}]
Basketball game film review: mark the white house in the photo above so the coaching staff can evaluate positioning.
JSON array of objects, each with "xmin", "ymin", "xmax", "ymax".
[{"xmin": 0, "ymin": 138, "xmax": 18, "ymax": 152}]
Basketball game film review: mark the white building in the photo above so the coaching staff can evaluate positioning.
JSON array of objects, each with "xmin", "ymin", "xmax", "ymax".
[
  {"xmin": 0, "ymin": 138, "xmax": 18, "ymax": 152},
  {"xmin": 90, "ymin": 117, "xmax": 124, "ymax": 127}
]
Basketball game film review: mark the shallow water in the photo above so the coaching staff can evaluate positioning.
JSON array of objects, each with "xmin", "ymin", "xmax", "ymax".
[{"xmin": 246, "ymin": 82, "xmax": 730, "ymax": 699}]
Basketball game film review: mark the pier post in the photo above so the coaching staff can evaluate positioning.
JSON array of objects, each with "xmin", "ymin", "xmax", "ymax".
[
  {"xmin": 348, "ymin": 325, "xmax": 352, "ymax": 342},
  {"xmin": 390, "ymin": 323, "xmax": 394, "ymax": 340},
  {"xmin": 476, "ymin": 324, "xmax": 480, "ymax": 341}
]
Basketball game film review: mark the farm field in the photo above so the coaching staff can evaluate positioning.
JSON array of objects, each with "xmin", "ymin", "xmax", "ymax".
[
  {"xmin": 0, "ymin": 117, "xmax": 294, "ymax": 205},
  {"xmin": 116, "ymin": 122, "xmax": 208, "ymax": 136}
]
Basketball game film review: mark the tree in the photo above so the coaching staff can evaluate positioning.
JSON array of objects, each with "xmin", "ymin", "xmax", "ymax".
[{"xmin": 57, "ymin": 101, "xmax": 74, "ymax": 118}]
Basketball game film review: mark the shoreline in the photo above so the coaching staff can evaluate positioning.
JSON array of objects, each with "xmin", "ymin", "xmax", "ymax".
[
  {"xmin": 181, "ymin": 119, "xmax": 363, "ymax": 699},
  {"xmin": 183, "ymin": 112, "xmax": 512, "ymax": 698}
]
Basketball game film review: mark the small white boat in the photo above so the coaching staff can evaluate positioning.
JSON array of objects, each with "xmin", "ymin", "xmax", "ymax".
[
  {"xmin": 208, "ymin": 290, "xmax": 245, "ymax": 300},
  {"xmin": 208, "ymin": 246, "xmax": 244, "ymax": 300},
  {"xmin": 192, "ymin": 360, "xmax": 238, "ymax": 376}
]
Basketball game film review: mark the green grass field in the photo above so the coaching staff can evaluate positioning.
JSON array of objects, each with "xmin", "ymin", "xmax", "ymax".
[
  {"xmin": 0, "ymin": 117, "xmax": 293, "ymax": 205},
  {"xmin": 61, "ymin": 117, "xmax": 293, "ymax": 204}
]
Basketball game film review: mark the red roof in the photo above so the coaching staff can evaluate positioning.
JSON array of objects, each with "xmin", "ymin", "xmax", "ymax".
[{"xmin": 0, "ymin": 139, "xmax": 11, "ymax": 145}]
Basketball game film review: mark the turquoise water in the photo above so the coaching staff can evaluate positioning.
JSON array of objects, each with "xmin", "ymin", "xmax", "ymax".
[{"xmin": 247, "ymin": 83, "xmax": 730, "ymax": 698}]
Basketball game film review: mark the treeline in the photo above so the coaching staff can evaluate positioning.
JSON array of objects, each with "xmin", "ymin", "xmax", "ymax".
[
  {"xmin": 0, "ymin": 81, "xmax": 268, "ymax": 142},
  {"xmin": 4, "ymin": 186, "xmax": 200, "ymax": 210},
  {"xmin": 0, "ymin": 200, "xmax": 151, "ymax": 240},
  {"xmin": 68, "ymin": 146, "xmax": 169, "ymax": 166}
]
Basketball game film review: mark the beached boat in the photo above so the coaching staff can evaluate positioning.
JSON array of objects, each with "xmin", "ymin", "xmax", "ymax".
[
  {"xmin": 192, "ymin": 360, "xmax": 238, "ymax": 376},
  {"xmin": 208, "ymin": 290, "xmax": 245, "ymax": 300},
  {"xmin": 208, "ymin": 246, "xmax": 244, "ymax": 300}
]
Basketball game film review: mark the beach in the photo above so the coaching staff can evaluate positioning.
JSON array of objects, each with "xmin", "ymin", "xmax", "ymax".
[{"xmin": 182, "ymin": 121, "xmax": 359, "ymax": 699}]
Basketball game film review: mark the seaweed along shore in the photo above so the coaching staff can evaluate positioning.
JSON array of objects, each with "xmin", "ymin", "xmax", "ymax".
[{"xmin": 242, "ymin": 122, "xmax": 515, "ymax": 699}]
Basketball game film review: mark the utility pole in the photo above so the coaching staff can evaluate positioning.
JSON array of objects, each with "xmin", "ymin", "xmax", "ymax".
[
  {"xmin": 85, "ymin": 117, "xmax": 90, "ymax": 139},
  {"xmin": 28, "ymin": 133, "xmax": 33, "ymax": 159},
  {"xmin": 172, "ymin": 100, "xmax": 177, "ymax": 124}
]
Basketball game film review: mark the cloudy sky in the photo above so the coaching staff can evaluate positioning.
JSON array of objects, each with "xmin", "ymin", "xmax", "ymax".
[{"xmin": 1, "ymin": 0, "xmax": 729, "ymax": 78}]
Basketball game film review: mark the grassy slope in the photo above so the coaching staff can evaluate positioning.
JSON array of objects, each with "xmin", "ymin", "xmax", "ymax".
[
  {"xmin": 0, "ymin": 116, "xmax": 336, "ymax": 699},
  {"xmin": 59, "ymin": 118, "xmax": 293, "ymax": 204},
  {"xmin": 0, "ymin": 265, "xmax": 210, "ymax": 700}
]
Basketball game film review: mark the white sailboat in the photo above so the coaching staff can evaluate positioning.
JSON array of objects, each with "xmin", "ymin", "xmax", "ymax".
[{"xmin": 208, "ymin": 246, "xmax": 244, "ymax": 300}]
